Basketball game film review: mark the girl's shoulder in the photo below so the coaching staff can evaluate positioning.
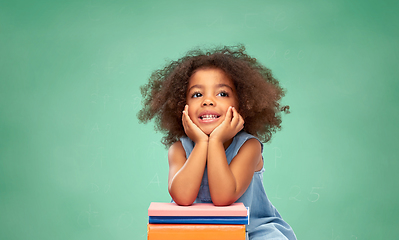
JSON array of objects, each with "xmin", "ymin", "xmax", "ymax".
[
  {"xmin": 168, "ymin": 140, "xmax": 184, "ymax": 156},
  {"xmin": 169, "ymin": 139, "xmax": 183, "ymax": 148},
  {"xmin": 231, "ymin": 131, "xmax": 263, "ymax": 153}
]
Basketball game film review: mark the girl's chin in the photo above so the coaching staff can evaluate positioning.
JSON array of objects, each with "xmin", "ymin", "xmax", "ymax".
[
  {"xmin": 202, "ymin": 130, "xmax": 214, "ymax": 136},
  {"xmin": 197, "ymin": 121, "xmax": 222, "ymax": 136},
  {"xmin": 200, "ymin": 127, "xmax": 215, "ymax": 136}
]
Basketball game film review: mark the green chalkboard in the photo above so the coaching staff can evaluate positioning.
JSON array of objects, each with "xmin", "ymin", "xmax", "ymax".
[{"xmin": 1, "ymin": 0, "xmax": 398, "ymax": 239}]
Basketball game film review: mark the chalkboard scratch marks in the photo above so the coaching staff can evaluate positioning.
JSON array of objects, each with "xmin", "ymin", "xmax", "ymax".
[
  {"xmin": 284, "ymin": 49, "xmax": 291, "ymax": 60},
  {"xmin": 297, "ymin": 50, "xmax": 305, "ymax": 60},
  {"xmin": 273, "ymin": 185, "xmax": 283, "ymax": 200},
  {"xmin": 104, "ymin": 183, "xmax": 110, "ymax": 193},
  {"xmin": 91, "ymin": 123, "xmax": 100, "ymax": 133},
  {"xmin": 115, "ymin": 97, "xmax": 127, "ymax": 111},
  {"xmin": 89, "ymin": 146, "xmax": 103, "ymax": 168},
  {"xmin": 206, "ymin": 17, "xmax": 223, "ymax": 27},
  {"xmin": 308, "ymin": 187, "xmax": 324, "ymax": 202},
  {"xmin": 105, "ymin": 61, "xmax": 114, "ymax": 75},
  {"xmin": 103, "ymin": 94, "xmax": 110, "ymax": 110},
  {"xmin": 289, "ymin": 185, "xmax": 302, "ymax": 201},
  {"xmin": 89, "ymin": 183, "xmax": 100, "ymax": 193},
  {"xmin": 77, "ymin": 204, "xmax": 101, "ymax": 227},
  {"xmin": 148, "ymin": 173, "xmax": 160, "ymax": 187},
  {"xmin": 89, "ymin": 183, "xmax": 111, "ymax": 193},
  {"xmin": 271, "ymin": 185, "xmax": 324, "ymax": 202},
  {"xmin": 273, "ymin": 12, "xmax": 288, "ymax": 32},
  {"xmin": 244, "ymin": 13, "xmax": 258, "ymax": 29},
  {"xmin": 117, "ymin": 211, "xmax": 134, "ymax": 229},
  {"xmin": 268, "ymin": 50, "xmax": 277, "ymax": 60},
  {"xmin": 331, "ymin": 229, "xmax": 340, "ymax": 240},
  {"xmin": 131, "ymin": 94, "xmax": 141, "ymax": 111},
  {"xmin": 273, "ymin": 146, "xmax": 282, "ymax": 168}
]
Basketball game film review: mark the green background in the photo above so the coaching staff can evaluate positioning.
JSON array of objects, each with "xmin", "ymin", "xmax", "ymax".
[{"xmin": 1, "ymin": 0, "xmax": 398, "ymax": 239}]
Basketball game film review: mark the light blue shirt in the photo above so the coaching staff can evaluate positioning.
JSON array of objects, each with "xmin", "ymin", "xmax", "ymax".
[{"xmin": 180, "ymin": 131, "xmax": 297, "ymax": 240}]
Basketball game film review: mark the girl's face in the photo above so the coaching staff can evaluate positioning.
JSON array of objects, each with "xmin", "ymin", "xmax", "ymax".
[{"xmin": 186, "ymin": 68, "xmax": 239, "ymax": 135}]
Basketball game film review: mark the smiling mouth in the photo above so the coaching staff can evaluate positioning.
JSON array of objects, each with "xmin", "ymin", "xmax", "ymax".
[{"xmin": 200, "ymin": 114, "xmax": 220, "ymax": 120}]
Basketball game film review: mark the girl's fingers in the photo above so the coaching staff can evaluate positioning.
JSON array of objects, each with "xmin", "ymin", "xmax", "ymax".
[
  {"xmin": 230, "ymin": 106, "xmax": 238, "ymax": 125},
  {"xmin": 182, "ymin": 105, "xmax": 190, "ymax": 130},
  {"xmin": 232, "ymin": 107, "xmax": 244, "ymax": 131},
  {"xmin": 224, "ymin": 106, "xmax": 233, "ymax": 122},
  {"xmin": 230, "ymin": 107, "xmax": 239, "ymax": 126},
  {"xmin": 238, "ymin": 115, "xmax": 244, "ymax": 131}
]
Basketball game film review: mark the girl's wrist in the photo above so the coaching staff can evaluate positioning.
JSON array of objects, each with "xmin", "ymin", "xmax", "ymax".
[
  {"xmin": 209, "ymin": 129, "xmax": 234, "ymax": 144},
  {"xmin": 208, "ymin": 136, "xmax": 225, "ymax": 145},
  {"xmin": 193, "ymin": 137, "xmax": 209, "ymax": 144}
]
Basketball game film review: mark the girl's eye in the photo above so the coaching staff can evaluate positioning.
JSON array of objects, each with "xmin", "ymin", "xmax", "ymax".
[
  {"xmin": 217, "ymin": 91, "xmax": 229, "ymax": 97},
  {"xmin": 192, "ymin": 92, "xmax": 202, "ymax": 98}
]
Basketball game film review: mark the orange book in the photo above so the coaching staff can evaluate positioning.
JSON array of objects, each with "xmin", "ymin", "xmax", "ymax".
[{"xmin": 147, "ymin": 224, "xmax": 246, "ymax": 240}]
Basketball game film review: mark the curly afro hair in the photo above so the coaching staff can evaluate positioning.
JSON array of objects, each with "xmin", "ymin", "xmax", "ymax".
[{"xmin": 137, "ymin": 45, "xmax": 289, "ymax": 147}]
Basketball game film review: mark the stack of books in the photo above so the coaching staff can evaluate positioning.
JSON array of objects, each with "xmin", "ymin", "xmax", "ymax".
[{"xmin": 147, "ymin": 202, "xmax": 248, "ymax": 240}]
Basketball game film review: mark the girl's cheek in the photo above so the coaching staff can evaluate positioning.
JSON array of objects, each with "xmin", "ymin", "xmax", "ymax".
[{"xmin": 187, "ymin": 108, "xmax": 196, "ymax": 120}]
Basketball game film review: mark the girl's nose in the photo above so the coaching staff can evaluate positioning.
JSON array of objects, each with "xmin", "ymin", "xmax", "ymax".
[{"xmin": 202, "ymin": 98, "xmax": 214, "ymax": 106}]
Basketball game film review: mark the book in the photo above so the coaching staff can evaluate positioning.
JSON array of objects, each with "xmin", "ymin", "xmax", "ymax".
[
  {"xmin": 147, "ymin": 223, "xmax": 246, "ymax": 240},
  {"xmin": 148, "ymin": 215, "xmax": 248, "ymax": 225},
  {"xmin": 148, "ymin": 202, "xmax": 248, "ymax": 217}
]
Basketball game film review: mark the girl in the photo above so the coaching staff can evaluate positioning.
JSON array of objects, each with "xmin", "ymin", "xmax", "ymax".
[{"xmin": 138, "ymin": 45, "xmax": 296, "ymax": 240}]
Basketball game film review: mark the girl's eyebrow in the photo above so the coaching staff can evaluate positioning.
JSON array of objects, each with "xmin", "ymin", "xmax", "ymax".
[
  {"xmin": 188, "ymin": 83, "xmax": 234, "ymax": 92},
  {"xmin": 216, "ymin": 84, "xmax": 234, "ymax": 91}
]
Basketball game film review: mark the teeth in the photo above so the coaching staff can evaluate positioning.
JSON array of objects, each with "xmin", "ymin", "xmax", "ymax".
[{"xmin": 201, "ymin": 115, "xmax": 218, "ymax": 120}]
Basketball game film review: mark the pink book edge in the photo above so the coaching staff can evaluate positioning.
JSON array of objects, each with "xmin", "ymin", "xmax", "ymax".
[{"xmin": 148, "ymin": 202, "xmax": 248, "ymax": 217}]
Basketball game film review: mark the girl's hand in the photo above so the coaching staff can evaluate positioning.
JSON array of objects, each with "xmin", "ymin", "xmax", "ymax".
[
  {"xmin": 182, "ymin": 105, "xmax": 209, "ymax": 143},
  {"xmin": 209, "ymin": 107, "xmax": 244, "ymax": 144}
]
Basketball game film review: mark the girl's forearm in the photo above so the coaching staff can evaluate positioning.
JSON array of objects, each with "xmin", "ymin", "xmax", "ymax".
[
  {"xmin": 207, "ymin": 139, "xmax": 238, "ymax": 206},
  {"xmin": 169, "ymin": 141, "xmax": 208, "ymax": 205}
]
